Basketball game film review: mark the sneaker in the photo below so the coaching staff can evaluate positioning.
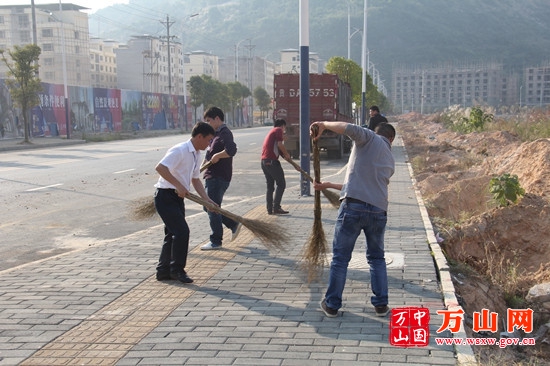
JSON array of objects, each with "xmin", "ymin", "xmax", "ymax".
[
  {"xmin": 201, "ymin": 242, "xmax": 222, "ymax": 250},
  {"xmin": 272, "ymin": 208, "xmax": 289, "ymax": 215},
  {"xmin": 375, "ymin": 305, "xmax": 390, "ymax": 317},
  {"xmin": 231, "ymin": 223, "xmax": 243, "ymax": 242},
  {"xmin": 320, "ymin": 299, "xmax": 338, "ymax": 318},
  {"xmin": 170, "ymin": 272, "xmax": 194, "ymax": 284}
]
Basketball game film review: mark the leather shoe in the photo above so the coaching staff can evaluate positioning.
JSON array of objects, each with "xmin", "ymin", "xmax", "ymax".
[
  {"xmin": 170, "ymin": 272, "xmax": 194, "ymax": 284},
  {"xmin": 156, "ymin": 272, "xmax": 172, "ymax": 281},
  {"xmin": 273, "ymin": 208, "xmax": 289, "ymax": 215}
]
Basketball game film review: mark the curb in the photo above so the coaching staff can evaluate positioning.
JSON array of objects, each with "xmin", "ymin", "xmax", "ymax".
[{"xmin": 401, "ymin": 136, "xmax": 477, "ymax": 365}]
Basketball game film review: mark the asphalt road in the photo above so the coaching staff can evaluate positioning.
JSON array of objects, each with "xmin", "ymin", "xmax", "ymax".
[{"xmin": 0, "ymin": 127, "xmax": 347, "ymax": 272}]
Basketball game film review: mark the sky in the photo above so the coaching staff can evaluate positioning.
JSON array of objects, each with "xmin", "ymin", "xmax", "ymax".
[{"xmin": 8, "ymin": 0, "xmax": 129, "ymax": 14}]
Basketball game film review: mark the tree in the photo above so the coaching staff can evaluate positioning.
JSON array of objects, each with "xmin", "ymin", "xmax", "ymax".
[
  {"xmin": 253, "ymin": 86, "xmax": 271, "ymax": 122},
  {"xmin": 188, "ymin": 75, "xmax": 207, "ymax": 121},
  {"xmin": 227, "ymin": 81, "xmax": 250, "ymax": 126},
  {"xmin": 0, "ymin": 44, "xmax": 42, "ymax": 143},
  {"xmin": 325, "ymin": 56, "xmax": 390, "ymax": 114}
]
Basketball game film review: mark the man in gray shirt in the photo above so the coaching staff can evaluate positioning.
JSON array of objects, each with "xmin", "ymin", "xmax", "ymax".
[{"xmin": 310, "ymin": 121, "xmax": 395, "ymax": 318}]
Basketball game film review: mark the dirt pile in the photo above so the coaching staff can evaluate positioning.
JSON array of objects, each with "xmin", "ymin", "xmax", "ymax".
[
  {"xmin": 396, "ymin": 112, "xmax": 550, "ymax": 273},
  {"xmin": 396, "ymin": 112, "xmax": 550, "ymax": 363}
]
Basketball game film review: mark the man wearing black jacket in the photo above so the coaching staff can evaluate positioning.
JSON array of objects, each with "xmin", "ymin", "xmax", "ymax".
[
  {"xmin": 367, "ymin": 105, "xmax": 388, "ymax": 131},
  {"xmin": 200, "ymin": 107, "xmax": 242, "ymax": 250}
]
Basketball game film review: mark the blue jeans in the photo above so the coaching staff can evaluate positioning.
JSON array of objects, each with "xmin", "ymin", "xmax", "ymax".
[
  {"xmin": 154, "ymin": 188, "xmax": 190, "ymax": 275},
  {"xmin": 261, "ymin": 159, "xmax": 286, "ymax": 212},
  {"xmin": 324, "ymin": 200, "xmax": 388, "ymax": 309},
  {"xmin": 205, "ymin": 177, "xmax": 238, "ymax": 245}
]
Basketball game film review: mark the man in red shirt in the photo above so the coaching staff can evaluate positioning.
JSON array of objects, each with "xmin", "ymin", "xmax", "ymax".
[{"xmin": 261, "ymin": 119, "xmax": 292, "ymax": 215}]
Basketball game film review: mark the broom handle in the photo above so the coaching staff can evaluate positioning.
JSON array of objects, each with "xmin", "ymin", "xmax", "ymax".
[
  {"xmin": 185, "ymin": 192, "xmax": 232, "ymax": 217},
  {"xmin": 200, "ymin": 161, "xmax": 213, "ymax": 172},
  {"xmin": 284, "ymin": 157, "xmax": 315, "ymax": 183}
]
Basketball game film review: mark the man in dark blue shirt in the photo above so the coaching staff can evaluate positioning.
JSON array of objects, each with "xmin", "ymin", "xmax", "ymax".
[{"xmin": 200, "ymin": 107, "xmax": 242, "ymax": 250}]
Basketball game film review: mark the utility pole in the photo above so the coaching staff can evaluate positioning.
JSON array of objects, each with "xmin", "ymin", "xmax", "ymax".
[
  {"xmin": 160, "ymin": 15, "xmax": 175, "ymax": 96},
  {"xmin": 31, "ymin": 0, "xmax": 37, "ymax": 45},
  {"xmin": 244, "ymin": 40, "xmax": 255, "ymax": 125}
]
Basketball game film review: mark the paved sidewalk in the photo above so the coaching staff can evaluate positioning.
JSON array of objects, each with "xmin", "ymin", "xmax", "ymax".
[
  {"xmin": 0, "ymin": 136, "xmax": 86, "ymax": 152},
  {"xmin": 0, "ymin": 136, "xmax": 475, "ymax": 365}
]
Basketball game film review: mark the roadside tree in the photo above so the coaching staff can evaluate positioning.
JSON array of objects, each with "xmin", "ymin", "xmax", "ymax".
[{"xmin": 0, "ymin": 44, "xmax": 42, "ymax": 143}]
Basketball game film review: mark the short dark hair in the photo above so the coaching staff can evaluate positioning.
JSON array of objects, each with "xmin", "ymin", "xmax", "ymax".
[
  {"xmin": 370, "ymin": 105, "xmax": 380, "ymax": 113},
  {"xmin": 375, "ymin": 123, "xmax": 396, "ymax": 141},
  {"xmin": 274, "ymin": 119, "xmax": 286, "ymax": 128},
  {"xmin": 191, "ymin": 121, "xmax": 215, "ymax": 137},
  {"xmin": 203, "ymin": 106, "xmax": 224, "ymax": 122}
]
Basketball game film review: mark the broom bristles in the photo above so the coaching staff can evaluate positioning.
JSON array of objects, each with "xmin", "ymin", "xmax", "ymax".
[
  {"xmin": 285, "ymin": 158, "xmax": 340, "ymax": 208},
  {"xmin": 130, "ymin": 193, "xmax": 289, "ymax": 250},
  {"xmin": 130, "ymin": 161, "xmax": 213, "ymax": 220},
  {"xmin": 300, "ymin": 135, "xmax": 329, "ymax": 283},
  {"xmin": 186, "ymin": 192, "xmax": 290, "ymax": 251},
  {"xmin": 130, "ymin": 196, "xmax": 157, "ymax": 220}
]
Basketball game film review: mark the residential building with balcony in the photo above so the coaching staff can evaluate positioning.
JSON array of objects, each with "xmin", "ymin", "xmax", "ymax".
[
  {"xmin": 89, "ymin": 37, "xmax": 118, "ymax": 89},
  {"xmin": 391, "ymin": 62, "xmax": 519, "ymax": 113},
  {"xmin": 0, "ymin": 3, "xmax": 91, "ymax": 87},
  {"xmin": 116, "ymin": 35, "xmax": 184, "ymax": 95},
  {"xmin": 523, "ymin": 62, "xmax": 550, "ymax": 107}
]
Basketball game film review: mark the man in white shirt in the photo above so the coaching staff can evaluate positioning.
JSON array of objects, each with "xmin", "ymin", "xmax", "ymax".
[{"xmin": 154, "ymin": 122, "xmax": 216, "ymax": 283}]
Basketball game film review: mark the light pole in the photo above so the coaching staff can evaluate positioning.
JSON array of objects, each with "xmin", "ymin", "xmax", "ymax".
[
  {"xmin": 348, "ymin": 28, "xmax": 361, "ymax": 60},
  {"xmin": 347, "ymin": 1, "xmax": 362, "ymax": 60},
  {"xmin": 180, "ymin": 13, "xmax": 198, "ymax": 131},
  {"xmin": 519, "ymin": 85, "xmax": 523, "ymax": 107},
  {"xmin": 234, "ymin": 38, "xmax": 249, "ymax": 82},
  {"xmin": 360, "ymin": 0, "xmax": 368, "ymax": 125},
  {"xmin": 42, "ymin": 4, "xmax": 69, "ymax": 138}
]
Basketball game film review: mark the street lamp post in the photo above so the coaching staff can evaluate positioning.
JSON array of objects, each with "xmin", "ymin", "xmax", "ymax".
[
  {"xmin": 46, "ymin": 3, "xmax": 69, "ymax": 138},
  {"xmin": 360, "ymin": 0, "xmax": 368, "ymax": 125},
  {"xmin": 519, "ymin": 85, "xmax": 523, "ymax": 107},
  {"xmin": 235, "ymin": 38, "xmax": 249, "ymax": 82},
  {"xmin": 180, "ymin": 13, "xmax": 198, "ymax": 131},
  {"xmin": 347, "ymin": 1, "xmax": 363, "ymax": 60}
]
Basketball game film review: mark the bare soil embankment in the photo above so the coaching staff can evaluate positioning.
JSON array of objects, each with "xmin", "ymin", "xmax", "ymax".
[{"xmin": 396, "ymin": 112, "xmax": 550, "ymax": 364}]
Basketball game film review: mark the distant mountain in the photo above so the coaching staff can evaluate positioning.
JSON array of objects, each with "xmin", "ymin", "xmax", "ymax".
[{"xmin": 90, "ymin": 0, "xmax": 550, "ymax": 91}]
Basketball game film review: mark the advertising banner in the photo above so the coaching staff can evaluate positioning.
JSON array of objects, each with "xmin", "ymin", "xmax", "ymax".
[{"xmin": 93, "ymin": 87, "xmax": 122, "ymax": 132}]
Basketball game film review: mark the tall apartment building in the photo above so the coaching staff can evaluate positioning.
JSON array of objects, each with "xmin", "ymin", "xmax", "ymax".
[
  {"xmin": 391, "ymin": 62, "xmax": 519, "ymax": 113},
  {"xmin": 89, "ymin": 37, "xmax": 118, "ymax": 89},
  {"xmin": 523, "ymin": 62, "xmax": 550, "ymax": 107},
  {"xmin": 218, "ymin": 54, "xmax": 276, "ymax": 98},
  {"xmin": 0, "ymin": 3, "xmax": 91, "ymax": 87},
  {"xmin": 278, "ymin": 49, "xmax": 320, "ymax": 74},
  {"xmin": 183, "ymin": 50, "xmax": 219, "ymax": 82},
  {"xmin": 116, "ymin": 35, "xmax": 184, "ymax": 95}
]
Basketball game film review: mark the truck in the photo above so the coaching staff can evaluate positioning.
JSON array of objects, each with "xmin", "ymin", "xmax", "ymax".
[{"xmin": 273, "ymin": 73, "xmax": 354, "ymax": 159}]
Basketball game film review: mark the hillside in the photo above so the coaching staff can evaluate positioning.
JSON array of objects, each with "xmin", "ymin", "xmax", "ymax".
[{"xmin": 90, "ymin": 0, "xmax": 550, "ymax": 89}]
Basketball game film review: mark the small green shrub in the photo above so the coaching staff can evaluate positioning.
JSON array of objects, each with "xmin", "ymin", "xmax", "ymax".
[
  {"xmin": 489, "ymin": 173, "xmax": 525, "ymax": 207},
  {"xmin": 458, "ymin": 107, "xmax": 494, "ymax": 133}
]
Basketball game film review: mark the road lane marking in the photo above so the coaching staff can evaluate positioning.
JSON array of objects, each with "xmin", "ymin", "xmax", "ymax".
[
  {"xmin": 26, "ymin": 183, "xmax": 63, "ymax": 192},
  {"xmin": 113, "ymin": 169, "xmax": 136, "ymax": 174}
]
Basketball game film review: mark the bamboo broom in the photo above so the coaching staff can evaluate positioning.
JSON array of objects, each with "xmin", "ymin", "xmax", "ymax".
[
  {"xmin": 185, "ymin": 192, "xmax": 289, "ymax": 250},
  {"xmin": 131, "ymin": 192, "xmax": 289, "ymax": 251},
  {"xmin": 301, "ymin": 127, "xmax": 328, "ymax": 282},
  {"xmin": 284, "ymin": 157, "xmax": 341, "ymax": 208},
  {"xmin": 131, "ymin": 161, "xmax": 213, "ymax": 220}
]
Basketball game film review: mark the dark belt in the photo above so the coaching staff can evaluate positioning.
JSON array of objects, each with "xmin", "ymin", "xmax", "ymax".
[{"xmin": 344, "ymin": 197, "xmax": 365, "ymax": 204}]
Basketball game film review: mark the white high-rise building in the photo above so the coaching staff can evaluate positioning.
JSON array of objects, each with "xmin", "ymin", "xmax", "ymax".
[
  {"xmin": 0, "ymin": 3, "xmax": 91, "ymax": 87},
  {"xmin": 116, "ymin": 35, "xmax": 184, "ymax": 95}
]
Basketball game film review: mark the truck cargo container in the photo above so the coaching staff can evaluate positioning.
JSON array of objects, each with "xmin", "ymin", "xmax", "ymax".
[{"xmin": 273, "ymin": 73, "xmax": 353, "ymax": 159}]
